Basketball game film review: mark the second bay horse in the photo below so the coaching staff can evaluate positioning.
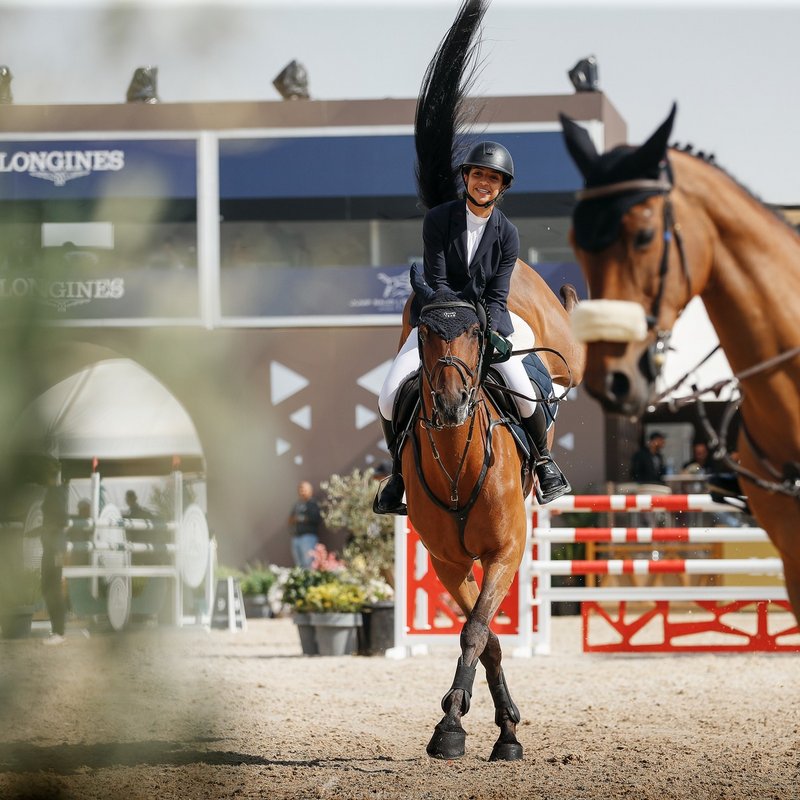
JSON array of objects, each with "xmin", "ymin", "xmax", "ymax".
[{"xmin": 561, "ymin": 103, "xmax": 800, "ymax": 624}]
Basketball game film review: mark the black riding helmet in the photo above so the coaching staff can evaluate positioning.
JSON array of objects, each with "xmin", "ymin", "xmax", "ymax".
[{"xmin": 460, "ymin": 141, "xmax": 514, "ymax": 208}]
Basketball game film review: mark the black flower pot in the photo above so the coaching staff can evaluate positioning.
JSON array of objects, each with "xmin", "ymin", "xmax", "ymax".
[{"xmin": 357, "ymin": 601, "xmax": 395, "ymax": 656}]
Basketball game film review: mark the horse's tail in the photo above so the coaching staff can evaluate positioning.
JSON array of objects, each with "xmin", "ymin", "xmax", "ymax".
[{"xmin": 415, "ymin": 0, "xmax": 489, "ymax": 211}]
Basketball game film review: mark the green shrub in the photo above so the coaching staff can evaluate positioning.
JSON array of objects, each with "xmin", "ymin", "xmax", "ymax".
[
  {"xmin": 321, "ymin": 468, "xmax": 394, "ymax": 587},
  {"xmin": 239, "ymin": 562, "xmax": 276, "ymax": 596}
]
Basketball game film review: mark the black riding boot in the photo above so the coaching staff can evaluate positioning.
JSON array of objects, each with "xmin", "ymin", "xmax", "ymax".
[
  {"xmin": 522, "ymin": 406, "xmax": 571, "ymax": 505},
  {"xmin": 373, "ymin": 415, "xmax": 408, "ymax": 515}
]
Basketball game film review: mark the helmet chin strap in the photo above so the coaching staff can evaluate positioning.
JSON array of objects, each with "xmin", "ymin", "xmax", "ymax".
[
  {"xmin": 462, "ymin": 174, "xmax": 508, "ymax": 209},
  {"xmin": 465, "ymin": 190, "xmax": 497, "ymax": 209}
]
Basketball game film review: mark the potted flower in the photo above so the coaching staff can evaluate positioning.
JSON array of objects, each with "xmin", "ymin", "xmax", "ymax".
[
  {"xmin": 302, "ymin": 579, "xmax": 366, "ymax": 656},
  {"xmin": 281, "ymin": 558, "xmax": 337, "ymax": 656}
]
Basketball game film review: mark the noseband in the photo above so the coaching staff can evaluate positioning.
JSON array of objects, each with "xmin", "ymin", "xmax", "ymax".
[{"xmin": 575, "ymin": 164, "xmax": 692, "ymax": 382}]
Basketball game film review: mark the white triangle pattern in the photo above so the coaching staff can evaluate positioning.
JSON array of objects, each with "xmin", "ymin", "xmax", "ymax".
[
  {"xmin": 276, "ymin": 437, "xmax": 291, "ymax": 456},
  {"xmin": 270, "ymin": 361, "xmax": 309, "ymax": 405},
  {"xmin": 290, "ymin": 405, "xmax": 312, "ymax": 430},
  {"xmin": 356, "ymin": 360, "xmax": 393, "ymax": 396},
  {"xmin": 557, "ymin": 432, "xmax": 575, "ymax": 451},
  {"xmin": 355, "ymin": 404, "xmax": 378, "ymax": 430}
]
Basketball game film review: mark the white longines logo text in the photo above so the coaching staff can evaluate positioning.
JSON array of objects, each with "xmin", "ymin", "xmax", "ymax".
[
  {"xmin": 0, "ymin": 277, "xmax": 125, "ymax": 312},
  {"xmin": 0, "ymin": 149, "xmax": 125, "ymax": 187}
]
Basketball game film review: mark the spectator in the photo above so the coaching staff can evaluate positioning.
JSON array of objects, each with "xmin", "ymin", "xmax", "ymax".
[
  {"xmin": 682, "ymin": 441, "xmax": 726, "ymax": 475},
  {"xmin": 631, "ymin": 430, "xmax": 667, "ymax": 484},
  {"xmin": 123, "ymin": 490, "xmax": 154, "ymax": 520},
  {"xmin": 289, "ymin": 481, "xmax": 321, "ymax": 568},
  {"xmin": 40, "ymin": 458, "xmax": 69, "ymax": 645}
]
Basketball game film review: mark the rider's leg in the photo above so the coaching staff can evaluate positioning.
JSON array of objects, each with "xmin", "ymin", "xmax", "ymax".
[
  {"xmin": 493, "ymin": 345, "xmax": 571, "ymax": 505},
  {"xmin": 520, "ymin": 403, "xmax": 571, "ymax": 504},
  {"xmin": 374, "ymin": 330, "xmax": 419, "ymax": 515},
  {"xmin": 374, "ymin": 414, "xmax": 407, "ymax": 515}
]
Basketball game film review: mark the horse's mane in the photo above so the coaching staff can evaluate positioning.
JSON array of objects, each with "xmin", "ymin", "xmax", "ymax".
[
  {"xmin": 414, "ymin": 0, "xmax": 488, "ymax": 211},
  {"xmin": 671, "ymin": 142, "xmax": 798, "ymax": 236}
]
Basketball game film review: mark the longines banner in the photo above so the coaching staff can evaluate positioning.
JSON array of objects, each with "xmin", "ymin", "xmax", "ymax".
[
  {"xmin": 0, "ymin": 269, "xmax": 199, "ymax": 319},
  {"xmin": 0, "ymin": 139, "xmax": 198, "ymax": 199}
]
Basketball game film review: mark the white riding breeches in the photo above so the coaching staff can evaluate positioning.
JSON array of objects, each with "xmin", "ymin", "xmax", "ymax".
[{"xmin": 378, "ymin": 312, "xmax": 539, "ymax": 420}]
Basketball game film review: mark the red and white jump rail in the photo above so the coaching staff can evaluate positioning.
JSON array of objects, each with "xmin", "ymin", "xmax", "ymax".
[
  {"xmin": 532, "ymin": 495, "xmax": 799, "ymax": 654},
  {"xmin": 389, "ymin": 494, "xmax": 799, "ymax": 657}
]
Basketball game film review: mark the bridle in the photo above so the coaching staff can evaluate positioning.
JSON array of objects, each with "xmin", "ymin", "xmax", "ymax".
[
  {"xmin": 578, "ymin": 166, "xmax": 800, "ymax": 500},
  {"xmin": 411, "ymin": 299, "xmax": 504, "ymax": 559},
  {"xmin": 576, "ymin": 162, "xmax": 692, "ymax": 383},
  {"xmin": 416, "ymin": 300, "xmax": 486, "ymax": 430}
]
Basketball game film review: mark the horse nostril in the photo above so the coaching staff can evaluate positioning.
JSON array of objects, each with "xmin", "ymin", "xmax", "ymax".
[{"xmin": 607, "ymin": 371, "xmax": 630, "ymax": 402}]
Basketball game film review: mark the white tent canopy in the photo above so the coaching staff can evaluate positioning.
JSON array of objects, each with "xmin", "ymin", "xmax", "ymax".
[
  {"xmin": 656, "ymin": 297, "xmax": 735, "ymax": 402},
  {"xmin": 15, "ymin": 358, "xmax": 203, "ymax": 460}
]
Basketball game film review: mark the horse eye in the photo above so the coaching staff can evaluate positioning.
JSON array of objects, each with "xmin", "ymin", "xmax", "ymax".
[{"xmin": 633, "ymin": 228, "xmax": 656, "ymax": 250}]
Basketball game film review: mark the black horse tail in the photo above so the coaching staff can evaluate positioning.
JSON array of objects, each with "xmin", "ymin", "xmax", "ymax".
[{"xmin": 415, "ymin": 0, "xmax": 489, "ymax": 211}]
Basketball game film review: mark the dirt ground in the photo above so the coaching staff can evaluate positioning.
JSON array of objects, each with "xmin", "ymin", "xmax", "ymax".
[{"xmin": 1, "ymin": 615, "xmax": 799, "ymax": 800}]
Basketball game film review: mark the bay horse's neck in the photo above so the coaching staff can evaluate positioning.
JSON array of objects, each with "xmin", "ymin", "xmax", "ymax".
[{"xmin": 674, "ymin": 152, "xmax": 800, "ymax": 377}]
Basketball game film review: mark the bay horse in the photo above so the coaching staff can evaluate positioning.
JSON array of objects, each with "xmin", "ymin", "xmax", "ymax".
[
  {"xmin": 394, "ymin": 0, "xmax": 585, "ymax": 761},
  {"xmin": 403, "ymin": 283, "xmax": 529, "ymax": 761},
  {"xmin": 560, "ymin": 104, "xmax": 800, "ymax": 624}
]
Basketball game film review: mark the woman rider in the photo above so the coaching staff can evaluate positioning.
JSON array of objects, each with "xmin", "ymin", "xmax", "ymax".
[{"xmin": 374, "ymin": 140, "xmax": 571, "ymax": 514}]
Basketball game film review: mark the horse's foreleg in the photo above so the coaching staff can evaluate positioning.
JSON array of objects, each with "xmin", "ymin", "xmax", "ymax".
[
  {"xmin": 479, "ymin": 630, "xmax": 523, "ymax": 761},
  {"xmin": 426, "ymin": 555, "xmax": 522, "ymax": 760},
  {"xmin": 425, "ymin": 557, "xmax": 479, "ymax": 760}
]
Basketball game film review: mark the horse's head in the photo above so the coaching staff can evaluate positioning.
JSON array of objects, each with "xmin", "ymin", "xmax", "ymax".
[
  {"xmin": 560, "ymin": 103, "xmax": 694, "ymax": 417},
  {"xmin": 415, "ymin": 279, "xmax": 487, "ymax": 428}
]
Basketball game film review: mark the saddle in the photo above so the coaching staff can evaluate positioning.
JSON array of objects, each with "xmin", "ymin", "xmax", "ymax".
[{"xmin": 391, "ymin": 351, "xmax": 559, "ymax": 480}]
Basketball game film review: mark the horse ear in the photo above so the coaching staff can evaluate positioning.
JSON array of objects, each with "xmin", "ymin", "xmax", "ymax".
[
  {"xmin": 627, "ymin": 102, "xmax": 677, "ymax": 175},
  {"xmin": 559, "ymin": 113, "xmax": 599, "ymax": 180},
  {"xmin": 410, "ymin": 263, "xmax": 436, "ymax": 304}
]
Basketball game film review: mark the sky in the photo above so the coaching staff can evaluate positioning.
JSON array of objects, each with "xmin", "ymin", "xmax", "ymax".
[{"xmin": 1, "ymin": 0, "xmax": 799, "ymax": 203}]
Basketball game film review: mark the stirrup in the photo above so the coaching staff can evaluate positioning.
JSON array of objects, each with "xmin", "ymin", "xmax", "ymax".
[
  {"xmin": 534, "ymin": 459, "xmax": 571, "ymax": 505},
  {"xmin": 373, "ymin": 475, "xmax": 407, "ymax": 516}
]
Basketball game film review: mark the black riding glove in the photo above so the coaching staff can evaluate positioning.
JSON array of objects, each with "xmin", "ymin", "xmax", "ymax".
[{"xmin": 489, "ymin": 330, "xmax": 512, "ymax": 363}]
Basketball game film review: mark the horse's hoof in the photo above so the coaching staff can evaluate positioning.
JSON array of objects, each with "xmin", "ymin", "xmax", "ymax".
[
  {"xmin": 489, "ymin": 740, "xmax": 523, "ymax": 761},
  {"xmin": 426, "ymin": 725, "xmax": 466, "ymax": 760}
]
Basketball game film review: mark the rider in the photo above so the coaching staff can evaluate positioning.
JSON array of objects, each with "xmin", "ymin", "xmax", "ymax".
[{"xmin": 373, "ymin": 141, "xmax": 571, "ymax": 514}]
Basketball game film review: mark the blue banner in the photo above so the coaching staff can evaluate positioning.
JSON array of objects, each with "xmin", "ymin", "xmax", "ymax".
[
  {"xmin": 220, "ymin": 262, "xmax": 586, "ymax": 319},
  {"xmin": 219, "ymin": 131, "xmax": 581, "ymax": 199},
  {"xmin": 0, "ymin": 139, "xmax": 197, "ymax": 200}
]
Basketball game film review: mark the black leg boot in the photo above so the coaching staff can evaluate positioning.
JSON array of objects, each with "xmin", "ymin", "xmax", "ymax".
[
  {"xmin": 521, "ymin": 406, "xmax": 571, "ymax": 505},
  {"xmin": 373, "ymin": 415, "xmax": 408, "ymax": 515}
]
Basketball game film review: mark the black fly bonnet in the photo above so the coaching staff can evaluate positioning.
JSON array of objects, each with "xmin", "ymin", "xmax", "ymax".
[
  {"xmin": 411, "ymin": 264, "xmax": 488, "ymax": 339},
  {"xmin": 571, "ymin": 148, "xmax": 672, "ymax": 252},
  {"xmin": 418, "ymin": 289, "xmax": 482, "ymax": 341},
  {"xmin": 562, "ymin": 104, "xmax": 676, "ymax": 253}
]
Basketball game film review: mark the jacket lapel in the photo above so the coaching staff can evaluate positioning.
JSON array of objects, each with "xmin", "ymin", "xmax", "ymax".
[{"xmin": 452, "ymin": 202, "xmax": 468, "ymax": 267}]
